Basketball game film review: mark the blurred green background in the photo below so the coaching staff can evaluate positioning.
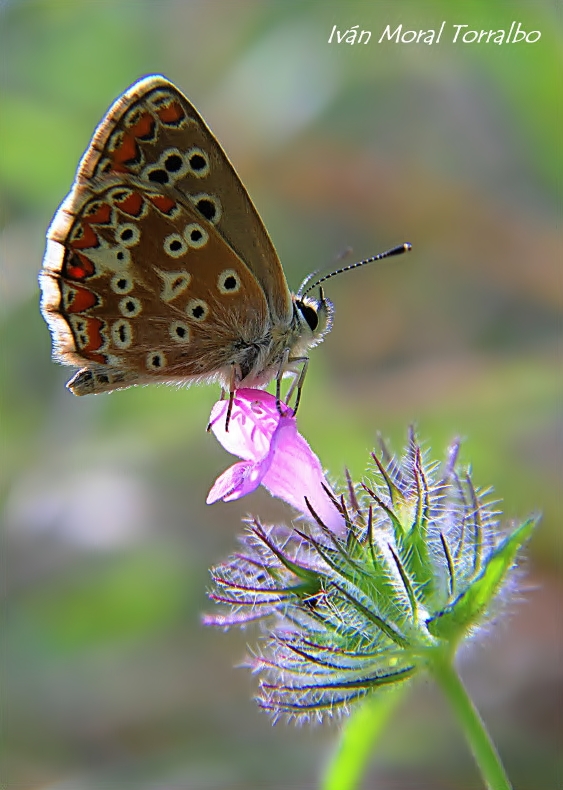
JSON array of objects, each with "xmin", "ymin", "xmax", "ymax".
[{"xmin": 1, "ymin": 1, "xmax": 561, "ymax": 788}]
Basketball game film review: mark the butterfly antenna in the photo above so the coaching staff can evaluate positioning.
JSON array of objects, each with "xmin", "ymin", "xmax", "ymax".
[
  {"xmin": 297, "ymin": 246, "xmax": 355, "ymax": 295},
  {"xmin": 300, "ymin": 242, "xmax": 412, "ymax": 297}
]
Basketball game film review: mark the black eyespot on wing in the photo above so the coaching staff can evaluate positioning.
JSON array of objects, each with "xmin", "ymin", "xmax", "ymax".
[
  {"xmin": 164, "ymin": 154, "xmax": 183, "ymax": 172},
  {"xmin": 190, "ymin": 228, "xmax": 202, "ymax": 242},
  {"xmin": 192, "ymin": 305, "xmax": 205, "ymax": 319},
  {"xmin": 297, "ymin": 301, "xmax": 318, "ymax": 331},
  {"xmin": 190, "ymin": 153, "xmax": 206, "ymax": 171},
  {"xmin": 195, "ymin": 198, "xmax": 216, "ymax": 221},
  {"xmin": 148, "ymin": 169, "xmax": 169, "ymax": 184},
  {"xmin": 224, "ymin": 276, "xmax": 237, "ymax": 290}
]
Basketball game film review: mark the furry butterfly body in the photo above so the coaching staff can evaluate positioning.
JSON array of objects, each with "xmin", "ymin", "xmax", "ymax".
[{"xmin": 40, "ymin": 75, "xmax": 331, "ymax": 398}]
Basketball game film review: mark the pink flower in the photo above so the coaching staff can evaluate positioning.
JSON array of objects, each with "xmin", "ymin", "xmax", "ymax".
[{"xmin": 206, "ymin": 389, "xmax": 345, "ymax": 535}]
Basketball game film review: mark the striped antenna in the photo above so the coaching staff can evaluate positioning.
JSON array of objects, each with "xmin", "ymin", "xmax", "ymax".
[{"xmin": 300, "ymin": 242, "xmax": 412, "ymax": 297}]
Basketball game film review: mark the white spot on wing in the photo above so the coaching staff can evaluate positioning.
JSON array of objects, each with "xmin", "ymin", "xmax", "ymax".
[
  {"xmin": 111, "ymin": 319, "xmax": 133, "ymax": 349},
  {"xmin": 186, "ymin": 298, "xmax": 209, "ymax": 322},
  {"xmin": 184, "ymin": 223, "xmax": 208, "ymax": 249},
  {"xmin": 119, "ymin": 296, "xmax": 142, "ymax": 317},
  {"xmin": 157, "ymin": 269, "xmax": 192, "ymax": 302},
  {"xmin": 169, "ymin": 320, "xmax": 191, "ymax": 343}
]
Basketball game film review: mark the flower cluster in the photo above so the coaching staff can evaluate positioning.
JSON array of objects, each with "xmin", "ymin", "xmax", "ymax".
[{"xmin": 204, "ymin": 391, "xmax": 536, "ymax": 723}]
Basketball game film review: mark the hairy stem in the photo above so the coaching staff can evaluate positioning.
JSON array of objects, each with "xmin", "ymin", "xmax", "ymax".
[
  {"xmin": 431, "ymin": 657, "xmax": 513, "ymax": 790},
  {"xmin": 322, "ymin": 685, "xmax": 406, "ymax": 790}
]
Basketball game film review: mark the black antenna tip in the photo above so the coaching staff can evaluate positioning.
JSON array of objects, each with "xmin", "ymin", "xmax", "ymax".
[{"xmin": 386, "ymin": 242, "xmax": 412, "ymax": 257}]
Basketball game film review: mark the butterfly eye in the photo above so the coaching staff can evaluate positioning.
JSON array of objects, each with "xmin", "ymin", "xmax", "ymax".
[{"xmin": 296, "ymin": 300, "xmax": 319, "ymax": 332}]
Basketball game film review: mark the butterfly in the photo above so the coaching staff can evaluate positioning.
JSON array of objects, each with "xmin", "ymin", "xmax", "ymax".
[{"xmin": 40, "ymin": 75, "xmax": 410, "ymax": 413}]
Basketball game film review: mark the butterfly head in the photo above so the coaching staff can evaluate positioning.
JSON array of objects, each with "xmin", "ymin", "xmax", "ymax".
[{"xmin": 292, "ymin": 287, "xmax": 333, "ymax": 351}]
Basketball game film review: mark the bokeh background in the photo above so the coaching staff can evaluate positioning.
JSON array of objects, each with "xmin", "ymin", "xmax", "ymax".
[{"xmin": 1, "ymin": 1, "xmax": 561, "ymax": 788}]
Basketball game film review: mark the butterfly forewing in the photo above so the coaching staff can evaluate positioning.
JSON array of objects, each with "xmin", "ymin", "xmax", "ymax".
[{"xmin": 77, "ymin": 75, "xmax": 292, "ymax": 324}]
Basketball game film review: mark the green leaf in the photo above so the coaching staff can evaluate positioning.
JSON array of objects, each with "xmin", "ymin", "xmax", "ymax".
[{"xmin": 427, "ymin": 516, "xmax": 538, "ymax": 641}]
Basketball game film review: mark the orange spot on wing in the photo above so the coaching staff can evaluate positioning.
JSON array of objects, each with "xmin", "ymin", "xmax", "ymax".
[
  {"xmin": 64, "ymin": 252, "xmax": 95, "ymax": 281},
  {"xmin": 112, "ymin": 133, "xmax": 139, "ymax": 167},
  {"xmin": 83, "ymin": 351, "xmax": 107, "ymax": 364},
  {"xmin": 71, "ymin": 223, "xmax": 99, "ymax": 250},
  {"xmin": 85, "ymin": 202, "xmax": 112, "ymax": 225},
  {"xmin": 115, "ymin": 191, "xmax": 144, "ymax": 217},
  {"xmin": 130, "ymin": 112, "xmax": 155, "ymax": 139},
  {"xmin": 81, "ymin": 317, "xmax": 104, "ymax": 352},
  {"xmin": 66, "ymin": 286, "xmax": 98, "ymax": 313},
  {"xmin": 156, "ymin": 101, "xmax": 185, "ymax": 125},
  {"xmin": 149, "ymin": 194, "xmax": 176, "ymax": 214}
]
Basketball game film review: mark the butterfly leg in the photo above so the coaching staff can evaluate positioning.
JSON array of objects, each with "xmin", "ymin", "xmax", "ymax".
[
  {"xmin": 275, "ymin": 353, "xmax": 309, "ymax": 415},
  {"xmin": 286, "ymin": 356, "xmax": 309, "ymax": 414},
  {"xmin": 224, "ymin": 364, "xmax": 239, "ymax": 431},
  {"xmin": 275, "ymin": 350, "xmax": 291, "ymax": 415},
  {"xmin": 206, "ymin": 382, "xmax": 235, "ymax": 433}
]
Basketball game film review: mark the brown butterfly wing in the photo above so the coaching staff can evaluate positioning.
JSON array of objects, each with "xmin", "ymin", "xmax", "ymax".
[
  {"xmin": 41, "ymin": 179, "xmax": 271, "ymax": 394},
  {"xmin": 79, "ymin": 74, "xmax": 292, "ymax": 325}
]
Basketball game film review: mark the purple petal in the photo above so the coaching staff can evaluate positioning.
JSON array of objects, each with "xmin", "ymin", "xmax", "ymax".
[
  {"xmin": 208, "ymin": 389, "xmax": 284, "ymax": 462},
  {"xmin": 206, "ymin": 448, "xmax": 276, "ymax": 503},
  {"xmin": 261, "ymin": 416, "xmax": 345, "ymax": 535},
  {"xmin": 207, "ymin": 389, "xmax": 345, "ymax": 535}
]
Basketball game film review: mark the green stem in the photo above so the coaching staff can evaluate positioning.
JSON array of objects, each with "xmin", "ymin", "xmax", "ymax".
[
  {"xmin": 322, "ymin": 684, "xmax": 406, "ymax": 790},
  {"xmin": 431, "ymin": 657, "xmax": 513, "ymax": 790}
]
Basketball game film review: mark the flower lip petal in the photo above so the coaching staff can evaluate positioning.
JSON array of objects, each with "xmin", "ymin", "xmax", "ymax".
[{"xmin": 206, "ymin": 455, "xmax": 273, "ymax": 504}]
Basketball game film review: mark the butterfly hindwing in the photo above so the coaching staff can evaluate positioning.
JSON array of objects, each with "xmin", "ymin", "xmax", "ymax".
[{"xmin": 41, "ymin": 178, "xmax": 270, "ymax": 393}]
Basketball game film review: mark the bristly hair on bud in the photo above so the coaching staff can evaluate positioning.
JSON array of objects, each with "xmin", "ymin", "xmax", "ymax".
[{"xmin": 204, "ymin": 429, "xmax": 538, "ymax": 724}]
